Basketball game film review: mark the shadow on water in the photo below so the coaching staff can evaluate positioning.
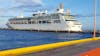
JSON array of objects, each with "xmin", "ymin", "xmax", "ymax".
[{"xmin": 0, "ymin": 30, "xmax": 100, "ymax": 50}]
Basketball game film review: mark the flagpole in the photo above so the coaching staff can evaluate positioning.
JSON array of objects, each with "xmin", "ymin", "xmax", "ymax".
[{"xmin": 93, "ymin": 0, "xmax": 97, "ymax": 38}]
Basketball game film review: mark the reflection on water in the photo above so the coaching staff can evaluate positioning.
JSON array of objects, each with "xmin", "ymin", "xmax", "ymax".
[{"xmin": 0, "ymin": 30, "xmax": 100, "ymax": 50}]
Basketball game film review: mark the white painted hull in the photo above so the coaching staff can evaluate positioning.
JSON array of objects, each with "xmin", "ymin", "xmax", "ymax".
[{"xmin": 7, "ymin": 23, "xmax": 82, "ymax": 32}]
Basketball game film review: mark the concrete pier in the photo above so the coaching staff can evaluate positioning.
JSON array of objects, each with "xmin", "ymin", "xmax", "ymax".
[{"xmin": 23, "ymin": 40, "xmax": 100, "ymax": 56}]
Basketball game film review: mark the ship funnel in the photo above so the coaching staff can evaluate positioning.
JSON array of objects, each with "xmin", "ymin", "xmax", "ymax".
[
  {"xmin": 59, "ymin": 3, "xmax": 64, "ymax": 9},
  {"xmin": 57, "ymin": 3, "xmax": 64, "ymax": 13}
]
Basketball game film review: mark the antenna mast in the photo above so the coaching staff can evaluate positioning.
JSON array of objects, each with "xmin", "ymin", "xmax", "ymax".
[{"xmin": 93, "ymin": 0, "xmax": 97, "ymax": 38}]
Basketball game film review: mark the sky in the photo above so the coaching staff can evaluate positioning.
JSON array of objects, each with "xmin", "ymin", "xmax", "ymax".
[{"xmin": 0, "ymin": 0, "xmax": 100, "ymax": 30}]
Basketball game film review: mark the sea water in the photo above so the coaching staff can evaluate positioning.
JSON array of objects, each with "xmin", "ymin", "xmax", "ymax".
[{"xmin": 0, "ymin": 30, "xmax": 100, "ymax": 50}]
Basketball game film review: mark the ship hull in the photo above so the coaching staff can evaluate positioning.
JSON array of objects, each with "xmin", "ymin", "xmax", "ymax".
[{"xmin": 7, "ymin": 23, "xmax": 82, "ymax": 32}]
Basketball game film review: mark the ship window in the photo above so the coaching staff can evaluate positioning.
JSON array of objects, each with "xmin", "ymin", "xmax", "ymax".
[
  {"xmin": 51, "ymin": 14, "xmax": 60, "ymax": 19},
  {"xmin": 66, "ymin": 20, "xmax": 70, "ymax": 21},
  {"xmin": 38, "ymin": 20, "xmax": 51, "ymax": 24},
  {"xmin": 54, "ymin": 20, "xmax": 61, "ymax": 23},
  {"xmin": 66, "ymin": 20, "xmax": 76, "ymax": 21},
  {"xmin": 31, "ymin": 21, "xmax": 36, "ymax": 24},
  {"xmin": 39, "ymin": 21, "xmax": 42, "ymax": 24},
  {"xmin": 42, "ymin": 21, "xmax": 46, "ymax": 23},
  {"xmin": 46, "ymin": 20, "xmax": 51, "ymax": 24},
  {"xmin": 24, "ymin": 22, "xmax": 28, "ymax": 24}
]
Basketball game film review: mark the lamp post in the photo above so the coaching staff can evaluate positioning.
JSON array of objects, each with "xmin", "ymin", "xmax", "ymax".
[{"xmin": 93, "ymin": 0, "xmax": 97, "ymax": 38}]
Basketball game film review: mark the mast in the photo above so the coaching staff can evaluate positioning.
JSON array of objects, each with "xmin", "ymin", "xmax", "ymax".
[{"xmin": 93, "ymin": 0, "xmax": 97, "ymax": 38}]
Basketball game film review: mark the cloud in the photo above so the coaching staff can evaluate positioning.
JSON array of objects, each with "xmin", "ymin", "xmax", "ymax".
[
  {"xmin": 12, "ymin": 0, "xmax": 55, "ymax": 12},
  {"xmin": 0, "ymin": 0, "xmax": 43, "ymax": 15},
  {"xmin": 75, "ymin": 14, "xmax": 100, "ymax": 18},
  {"xmin": 0, "ymin": 0, "xmax": 54, "ymax": 17},
  {"xmin": 14, "ymin": 0, "xmax": 42, "ymax": 6},
  {"xmin": 0, "ymin": 0, "xmax": 55, "ymax": 14},
  {"xmin": 10, "ymin": 0, "xmax": 44, "ymax": 12}
]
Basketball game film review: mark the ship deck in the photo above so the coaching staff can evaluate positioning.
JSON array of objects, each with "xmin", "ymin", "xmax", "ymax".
[{"xmin": 23, "ymin": 40, "xmax": 100, "ymax": 56}]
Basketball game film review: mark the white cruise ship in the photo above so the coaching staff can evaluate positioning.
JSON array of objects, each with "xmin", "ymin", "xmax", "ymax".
[{"xmin": 7, "ymin": 4, "xmax": 82, "ymax": 32}]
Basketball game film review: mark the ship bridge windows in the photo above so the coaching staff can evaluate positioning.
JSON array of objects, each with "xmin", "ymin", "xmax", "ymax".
[{"xmin": 65, "ymin": 20, "xmax": 81, "ymax": 25}]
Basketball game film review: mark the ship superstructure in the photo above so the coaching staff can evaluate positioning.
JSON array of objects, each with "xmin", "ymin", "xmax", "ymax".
[{"xmin": 7, "ymin": 4, "xmax": 82, "ymax": 32}]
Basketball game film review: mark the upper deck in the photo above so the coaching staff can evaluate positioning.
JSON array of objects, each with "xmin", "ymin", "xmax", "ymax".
[{"xmin": 9, "ymin": 13, "xmax": 76, "ymax": 21}]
